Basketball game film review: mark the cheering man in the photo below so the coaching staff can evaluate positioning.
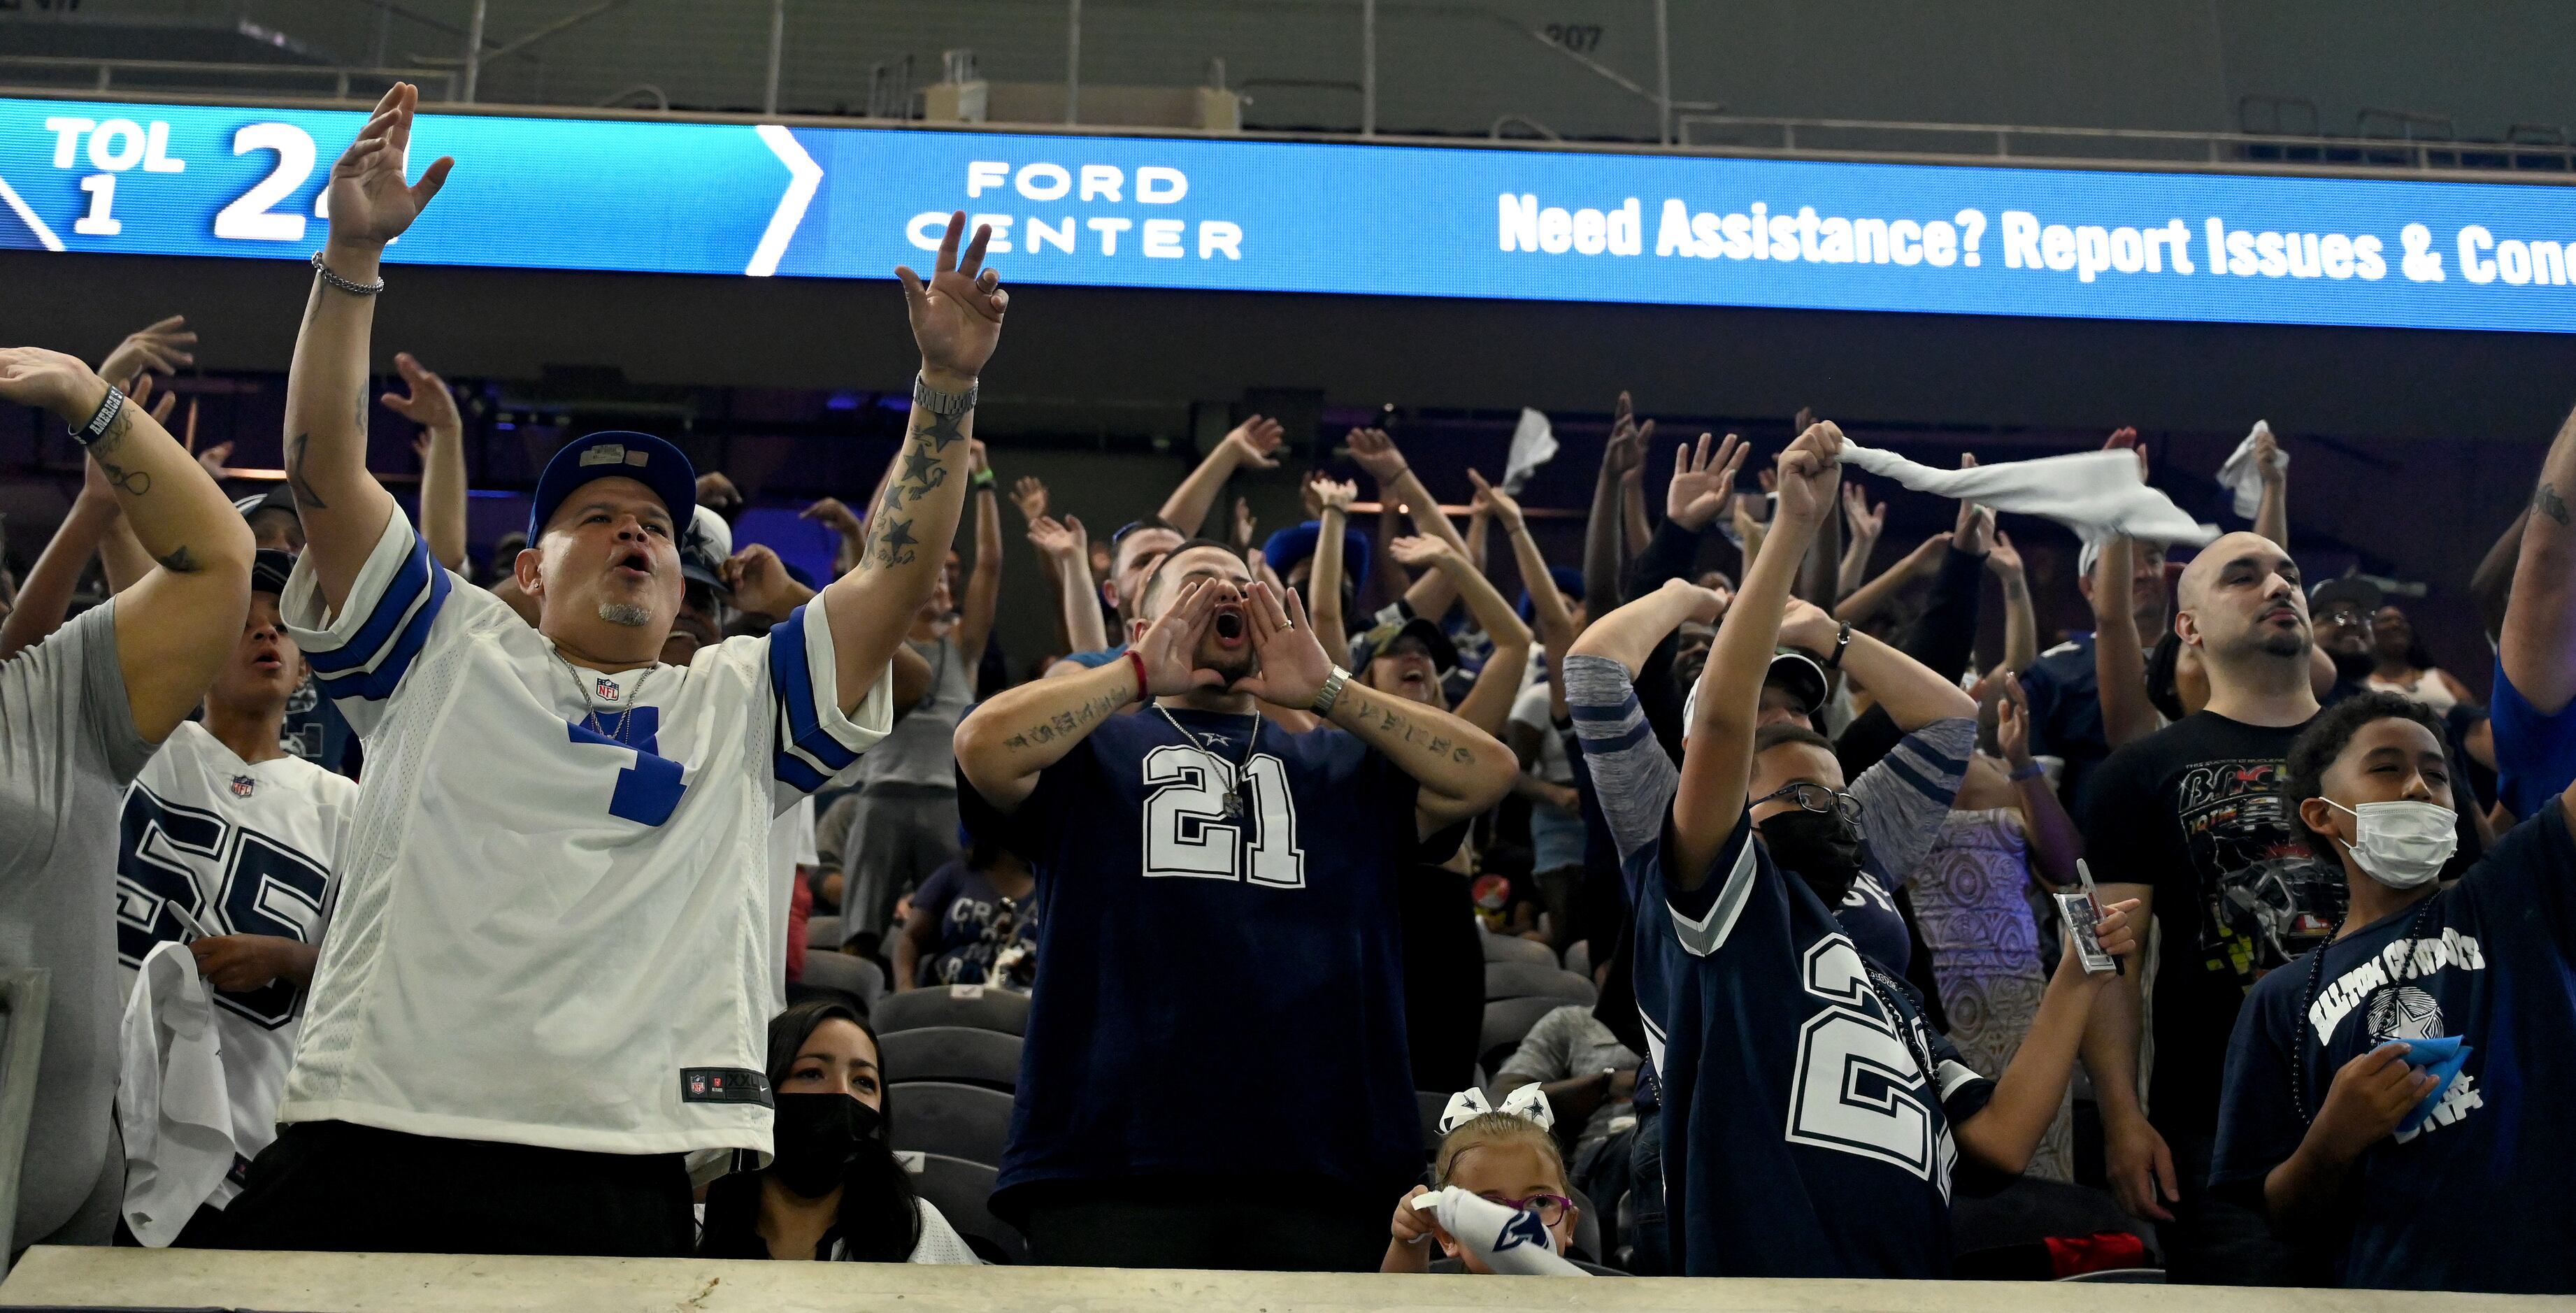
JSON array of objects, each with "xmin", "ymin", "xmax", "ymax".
[
  {"xmin": 954, "ymin": 541, "xmax": 1519, "ymax": 1270},
  {"xmin": 218, "ymin": 84, "xmax": 1003, "ymax": 1256}
]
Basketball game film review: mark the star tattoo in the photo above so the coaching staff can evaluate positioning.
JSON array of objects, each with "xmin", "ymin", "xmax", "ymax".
[
  {"xmin": 875, "ymin": 515, "xmax": 919, "ymax": 565},
  {"xmin": 915, "ymin": 406, "xmax": 968, "ymax": 452},
  {"xmin": 908, "ymin": 464, "xmax": 950, "ymax": 502},
  {"xmin": 899, "ymin": 445, "xmax": 940, "ymax": 487}
]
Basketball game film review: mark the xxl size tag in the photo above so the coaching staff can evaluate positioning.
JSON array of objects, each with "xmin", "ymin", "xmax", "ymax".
[{"xmin": 680, "ymin": 1067, "xmax": 773, "ymax": 1107}]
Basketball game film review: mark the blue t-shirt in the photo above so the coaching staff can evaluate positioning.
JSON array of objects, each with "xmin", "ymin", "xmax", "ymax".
[
  {"xmin": 2017, "ymin": 633, "xmax": 2107, "ymax": 807},
  {"xmin": 2490, "ymin": 655, "xmax": 2576, "ymax": 821},
  {"xmin": 2212, "ymin": 801, "xmax": 2576, "ymax": 1293},
  {"xmin": 1633, "ymin": 811, "xmax": 1995, "ymax": 1278},
  {"xmin": 1060, "ymin": 645, "xmax": 1126, "ymax": 669},
  {"xmin": 910, "ymin": 857, "xmax": 1038, "ymax": 990},
  {"xmin": 965, "ymin": 705, "xmax": 1449, "ymax": 1213}
]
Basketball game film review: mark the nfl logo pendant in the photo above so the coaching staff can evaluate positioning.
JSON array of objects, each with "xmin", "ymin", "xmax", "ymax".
[
  {"xmin": 229, "ymin": 775, "xmax": 257, "ymax": 798},
  {"xmin": 596, "ymin": 677, "xmax": 621, "ymax": 701}
]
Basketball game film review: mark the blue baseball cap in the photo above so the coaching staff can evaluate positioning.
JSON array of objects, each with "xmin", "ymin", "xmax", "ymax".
[
  {"xmin": 1261, "ymin": 519, "xmax": 1371, "ymax": 590},
  {"xmin": 527, "ymin": 431, "xmax": 697, "ymax": 542}
]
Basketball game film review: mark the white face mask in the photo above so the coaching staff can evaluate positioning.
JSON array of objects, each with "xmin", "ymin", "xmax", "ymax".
[{"xmin": 2327, "ymin": 798, "xmax": 2458, "ymax": 889}]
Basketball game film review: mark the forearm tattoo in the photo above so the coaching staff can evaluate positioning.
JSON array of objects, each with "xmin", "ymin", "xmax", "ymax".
[
  {"xmin": 285, "ymin": 432, "xmax": 329, "ymax": 510},
  {"xmin": 1001, "ymin": 688, "xmax": 1124, "ymax": 750},
  {"xmin": 866, "ymin": 406, "xmax": 972, "ymax": 569},
  {"xmin": 87, "ymin": 408, "xmax": 150, "ymax": 496},
  {"xmin": 1343, "ymin": 691, "xmax": 1475, "ymax": 764},
  {"xmin": 2538, "ymin": 481, "xmax": 2572, "ymax": 528}
]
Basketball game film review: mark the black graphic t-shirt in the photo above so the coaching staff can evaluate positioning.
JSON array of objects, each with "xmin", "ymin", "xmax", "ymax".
[
  {"xmin": 2082, "ymin": 710, "xmax": 2340, "ymax": 1136},
  {"xmin": 910, "ymin": 857, "xmax": 1038, "ymax": 990}
]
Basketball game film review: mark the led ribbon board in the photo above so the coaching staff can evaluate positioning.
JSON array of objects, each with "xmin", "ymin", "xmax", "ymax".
[{"xmin": 10, "ymin": 95, "xmax": 2576, "ymax": 332}]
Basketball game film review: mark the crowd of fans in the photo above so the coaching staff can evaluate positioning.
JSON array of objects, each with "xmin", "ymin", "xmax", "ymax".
[{"xmin": 0, "ymin": 83, "xmax": 2570, "ymax": 1292}]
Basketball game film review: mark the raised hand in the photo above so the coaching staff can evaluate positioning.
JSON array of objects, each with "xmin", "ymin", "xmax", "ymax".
[
  {"xmin": 1225, "ymin": 414, "xmax": 1286, "ymax": 470},
  {"xmin": 1949, "ymin": 454, "xmax": 1995, "ymax": 556},
  {"xmin": 1387, "ymin": 534, "xmax": 1455, "ymax": 572},
  {"xmin": 692, "ymin": 471, "xmax": 743, "ymax": 522},
  {"xmin": 800, "ymin": 496, "xmax": 863, "ymax": 536},
  {"xmin": 1987, "ymin": 529, "xmax": 2024, "ymax": 580},
  {"xmin": 1998, "ymin": 673, "xmax": 2033, "ymax": 768},
  {"xmin": 1773, "ymin": 420, "xmax": 1845, "ymax": 527},
  {"xmin": 1661, "ymin": 575, "xmax": 1730, "ymax": 624},
  {"xmin": 896, "ymin": 210, "xmax": 1009, "ymax": 385},
  {"xmin": 968, "ymin": 438, "xmax": 990, "ymax": 476},
  {"xmin": 196, "ymin": 441, "xmax": 236, "ymax": 482},
  {"xmin": 325, "ymin": 82, "xmax": 454, "ymax": 249},
  {"xmin": 1777, "ymin": 595, "xmax": 1842, "ymax": 652},
  {"xmin": 1840, "ymin": 482, "xmax": 1884, "ymax": 543},
  {"xmin": 1025, "ymin": 513, "xmax": 1087, "ymax": 565},
  {"xmin": 1008, "ymin": 475, "xmax": 1048, "ymax": 523},
  {"xmin": 723, "ymin": 543, "xmax": 808, "ymax": 618},
  {"xmin": 126, "ymin": 371, "xmax": 179, "ymax": 428},
  {"xmin": 379, "ymin": 351, "xmax": 459, "ymax": 433},
  {"xmin": 1309, "ymin": 473, "xmax": 1359, "ymax": 515},
  {"xmin": 1667, "ymin": 431, "xmax": 1749, "ymax": 531},
  {"xmin": 2254, "ymin": 424, "xmax": 2285, "ymax": 487},
  {"xmin": 1132, "ymin": 577, "xmax": 1225, "ymax": 695},
  {"xmin": 1346, "ymin": 426, "xmax": 1408, "ymax": 485},
  {"xmin": 0, "ymin": 346, "xmax": 106, "ymax": 420},
  {"xmin": 2103, "ymin": 425, "xmax": 2149, "ymax": 481},
  {"xmin": 99, "ymin": 315, "xmax": 196, "ymax": 389},
  {"xmin": 1231, "ymin": 496, "xmax": 1258, "ymax": 553},
  {"xmin": 1233, "ymin": 581, "xmax": 1332, "ymax": 709},
  {"xmin": 1466, "ymin": 468, "xmax": 1523, "ymax": 531}
]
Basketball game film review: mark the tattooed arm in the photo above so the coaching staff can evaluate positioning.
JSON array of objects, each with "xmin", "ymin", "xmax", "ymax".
[
  {"xmin": 0, "ymin": 347, "xmax": 253, "ymax": 739},
  {"xmin": 287, "ymin": 84, "xmax": 452, "ymax": 610},
  {"xmin": 2503, "ymin": 401, "xmax": 2576, "ymax": 715},
  {"xmin": 818, "ymin": 212, "xmax": 1007, "ymax": 717}
]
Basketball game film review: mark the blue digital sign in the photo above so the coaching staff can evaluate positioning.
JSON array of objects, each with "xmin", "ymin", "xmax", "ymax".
[{"xmin": 10, "ymin": 95, "xmax": 2576, "ymax": 333}]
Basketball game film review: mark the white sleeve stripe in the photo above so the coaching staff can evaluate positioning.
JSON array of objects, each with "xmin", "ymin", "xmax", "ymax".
[
  {"xmin": 1937, "ymin": 1059, "xmax": 1982, "ymax": 1099},
  {"xmin": 307, "ymin": 575, "xmax": 436, "ymax": 678},
  {"xmin": 1666, "ymin": 838, "xmax": 1758, "ymax": 958}
]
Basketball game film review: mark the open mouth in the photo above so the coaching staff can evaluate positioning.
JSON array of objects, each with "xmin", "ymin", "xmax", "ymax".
[
  {"xmin": 611, "ymin": 549, "xmax": 653, "ymax": 582},
  {"xmin": 1212, "ymin": 607, "xmax": 1247, "ymax": 646},
  {"xmin": 251, "ymin": 652, "xmax": 284, "ymax": 673}
]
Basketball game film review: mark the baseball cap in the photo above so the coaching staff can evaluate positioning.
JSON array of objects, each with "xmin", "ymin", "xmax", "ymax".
[
  {"xmin": 1680, "ymin": 648, "xmax": 1831, "ymax": 731},
  {"xmin": 1517, "ymin": 565, "xmax": 1585, "ymax": 622},
  {"xmin": 1347, "ymin": 613, "xmax": 1459, "ymax": 675},
  {"xmin": 233, "ymin": 485, "xmax": 296, "ymax": 522},
  {"xmin": 679, "ymin": 504, "xmax": 734, "ymax": 596},
  {"xmin": 250, "ymin": 547, "xmax": 296, "ymax": 596},
  {"xmin": 1262, "ymin": 520, "xmax": 1371, "ymax": 590},
  {"xmin": 526, "ymin": 431, "xmax": 696, "ymax": 543},
  {"xmin": 2308, "ymin": 575, "xmax": 2384, "ymax": 617}
]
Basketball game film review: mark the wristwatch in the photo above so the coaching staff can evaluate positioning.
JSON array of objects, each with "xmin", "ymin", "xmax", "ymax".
[
  {"xmin": 912, "ymin": 371, "xmax": 978, "ymax": 417},
  {"xmin": 1310, "ymin": 665, "xmax": 1353, "ymax": 717},
  {"xmin": 1826, "ymin": 620, "xmax": 1853, "ymax": 670}
]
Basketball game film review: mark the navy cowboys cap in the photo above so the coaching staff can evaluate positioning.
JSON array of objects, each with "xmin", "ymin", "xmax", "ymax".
[
  {"xmin": 527, "ymin": 431, "xmax": 697, "ymax": 542},
  {"xmin": 250, "ymin": 547, "xmax": 296, "ymax": 596}
]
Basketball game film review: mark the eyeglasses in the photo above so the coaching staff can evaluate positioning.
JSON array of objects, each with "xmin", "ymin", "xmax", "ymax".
[
  {"xmin": 1482, "ymin": 1193, "xmax": 1574, "ymax": 1227},
  {"xmin": 1751, "ymin": 782, "xmax": 1863, "ymax": 823}
]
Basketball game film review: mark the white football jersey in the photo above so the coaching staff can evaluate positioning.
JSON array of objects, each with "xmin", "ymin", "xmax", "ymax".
[
  {"xmin": 113, "ymin": 719, "xmax": 359, "ymax": 1205},
  {"xmin": 278, "ymin": 512, "xmax": 892, "ymax": 1156}
]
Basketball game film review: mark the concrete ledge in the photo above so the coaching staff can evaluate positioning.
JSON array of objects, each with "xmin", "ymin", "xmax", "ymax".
[{"xmin": 0, "ymin": 1246, "xmax": 2550, "ymax": 1312}]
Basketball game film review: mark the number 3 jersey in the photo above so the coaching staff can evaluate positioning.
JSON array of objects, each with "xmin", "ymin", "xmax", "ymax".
[
  {"xmin": 1635, "ymin": 811, "xmax": 1996, "ymax": 1278},
  {"xmin": 115, "ymin": 719, "xmax": 359, "ymax": 1204},
  {"xmin": 961, "ymin": 705, "xmax": 1456, "ymax": 1214},
  {"xmin": 277, "ymin": 512, "xmax": 892, "ymax": 1156}
]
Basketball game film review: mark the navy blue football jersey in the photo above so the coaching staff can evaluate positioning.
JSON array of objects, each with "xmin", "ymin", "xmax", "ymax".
[
  {"xmin": 1632, "ymin": 810, "xmax": 1994, "ymax": 1278},
  {"xmin": 964, "ymin": 705, "xmax": 1450, "ymax": 1214},
  {"xmin": 2213, "ymin": 801, "xmax": 2576, "ymax": 1293}
]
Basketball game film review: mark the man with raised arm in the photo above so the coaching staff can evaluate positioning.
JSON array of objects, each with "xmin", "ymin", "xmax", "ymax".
[
  {"xmin": 214, "ymin": 85, "xmax": 1001, "ymax": 1257},
  {"xmin": 0, "ymin": 345, "xmax": 252, "ymax": 1251},
  {"xmin": 954, "ymin": 543, "xmax": 1518, "ymax": 1270}
]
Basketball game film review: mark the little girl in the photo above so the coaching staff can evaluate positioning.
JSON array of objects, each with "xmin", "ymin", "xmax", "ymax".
[{"xmin": 1382, "ymin": 1087, "xmax": 1615, "ymax": 1275}]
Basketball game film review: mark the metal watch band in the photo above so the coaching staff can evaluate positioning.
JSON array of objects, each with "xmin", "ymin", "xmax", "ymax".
[
  {"xmin": 912, "ymin": 371, "xmax": 978, "ymax": 417},
  {"xmin": 69, "ymin": 385, "xmax": 126, "ymax": 448},
  {"xmin": 1310, "ymin": 665, "xmax": 1353, "ymax": 717},
  {"xmin": 310, "ymin": 251, "xmax": 385, "ymax": 296}
]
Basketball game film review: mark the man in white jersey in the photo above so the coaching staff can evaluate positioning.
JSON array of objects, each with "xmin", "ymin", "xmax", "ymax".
[
  {"xmin": 114, "ymin": 549, "xmax": 359, "ymax": 1245},
  {"xmin": 217, "ymin": 83, "xmax": 1007, "ymax": 1256}
]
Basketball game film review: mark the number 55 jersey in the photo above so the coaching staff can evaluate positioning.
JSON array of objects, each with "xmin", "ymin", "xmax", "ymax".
[
  {"xmin": 1635, "ymin": 811, "xmax": 1996, "ymax": 1278},
  {"xmin": 277, "ymin": 513, "xmax": 892, "ymax": 1156}
]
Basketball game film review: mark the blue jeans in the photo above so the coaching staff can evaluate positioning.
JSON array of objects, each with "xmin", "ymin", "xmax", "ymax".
[{"xmin": 1626, "ymin": 1105, "xmax": 1669, "ymax": 1275}]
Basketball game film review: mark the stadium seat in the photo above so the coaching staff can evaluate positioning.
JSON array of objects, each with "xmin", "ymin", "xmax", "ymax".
[
  {"xmin": 880, "ymin": 1025, "xmax": 1023, "ymax": 1092},
  {"xmin": 1568, "ymin": 1184, "xmax": 1603, "ymax": 1265},
  {"xmin": 901, "ymin": 1151, "xmax": 1029, "ymax": 1264},
  {"xmin": 1561, "ymin": 940, "xmax": 1590, "ymax": 977},
  {"xmin": 1481, "ymin": 931, "xmax": 1555, "ymax": 966},
  {"xmin": 888, "ymin": 1080, "xmax": 1016, "ymax": 1168},
  {"xmin": 871, "ymin": 983, "xmax": 1031, "ymax": 1036},
  {"xmin": 798, "ymin": 949, "xmax": 884, "ymax": 1013},
  {"xmin": 803, "ymin": 914, "xmax": 841, "ymax": 952},
  {"xmin": 1484, "ymin": 961, "xmax": 1598, "ymax": 1005},
  {"xmin": 1478, "ymin": 996, "xmax": 1568, "ymax": 1075}
]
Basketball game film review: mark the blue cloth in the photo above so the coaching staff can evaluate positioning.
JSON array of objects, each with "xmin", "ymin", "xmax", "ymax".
[
  {"xmin": 1061, "ymin": 645, "xmax": 1126, "ymax": 669},
  {"xmin": 1517, "ymin": 565, "xmax": 1586, "ymax": 622},
  {"xmin": 963, "ymin": 706, "xmax": 1451, "ymax": 1215},
  {"xmin": 1632, "ymin": 811, "xmax": 1995, "ymax": 1277},
  {"xmin": 2017, "ymin": 633, "xmax": 2108, "ymax": 808},
  {"xmin": 1260, "ymin": 520, "xmax": 1371, "ymax": 589},
  {"xmin": 2490, "ymin": 654, "xmax": 2576, "ymax": 821},
  {"xmin": 279, "ymin": 675, "xmax": 355, "ymax": 775},
  {"xmin": 2212, "ymin": 802, "xmax": 2576, "ymax": 1293}
]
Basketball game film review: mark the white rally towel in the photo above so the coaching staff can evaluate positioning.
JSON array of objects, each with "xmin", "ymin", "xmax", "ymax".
[
  {"xmin": 1501, "ymin": 408, "xmax": 1559, "ymax": 494},
  {"xmin": 1412, "ymin": 1186, "xmax": 1590, "ymax": 1276},
  {"xmin": 2214, "ymin": 420, "xmax": 2287, "ymax": 520},
  {"xmin": 116, "ymin": 940, "xmax": 237, "ymax": 1246},
  {"xmin": 1838, "ymin": 442, "xmax": 2216, "ymax": 552}
]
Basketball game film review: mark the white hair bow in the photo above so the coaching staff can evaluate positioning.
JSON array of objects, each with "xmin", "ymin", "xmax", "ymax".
[{"xmin": 1437, "ymin": 1084, "xmax": 1555, "ymax": 1135}]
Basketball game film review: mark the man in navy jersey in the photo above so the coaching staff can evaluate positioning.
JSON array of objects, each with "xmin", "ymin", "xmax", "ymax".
[
  {"xmin": 1631, "ymin": 421, "xmax": 2138, "ymax": 1278},
  {"xmin": 954, "ymin": 540, "xmax": 1517, "ymax": 1270}
]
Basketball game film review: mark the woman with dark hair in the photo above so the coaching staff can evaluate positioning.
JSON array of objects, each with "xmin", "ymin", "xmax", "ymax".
[
  {"xmin": 697, "ymin": 1000, "xmax": 980, "ymax": 1263},
  {"xmin": 2212, "ymin": 692, "xmax": 2576, "ymax": 1292}
]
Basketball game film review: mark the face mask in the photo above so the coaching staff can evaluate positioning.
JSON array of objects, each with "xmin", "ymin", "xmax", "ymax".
[
  {"xmin": 1758, "ymin": 808, "xmax": 1866, "ymax": 905},
  {"xmin": 768, "ymin": 1093, "xmax": 882, "ymax": 1198},
  {"xmin": 2328, "ymin": 798, "xmax": 2457, "ymax": 889}
]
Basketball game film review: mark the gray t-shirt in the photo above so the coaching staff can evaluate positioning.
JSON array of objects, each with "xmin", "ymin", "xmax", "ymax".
[
  {"xmin": 0, "ymin": 603, "xmax": 156, "ymax": 1247},
  {"xmin": 857, "ymin": 634, "xmax": 975, "ymax": 791},
  {"xmin": 1496, "ymin": 1003, "xmax": 1645, "ymax": 1150}
]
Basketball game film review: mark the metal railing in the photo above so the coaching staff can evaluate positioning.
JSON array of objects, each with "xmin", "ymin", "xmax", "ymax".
[
  {"xmin": 1675, "ymin": 111, "xmax": 2576, "ymax": 173},
  {"xmin": 0, "ymin": 55, "xmax": 457, "ymax": 102}
]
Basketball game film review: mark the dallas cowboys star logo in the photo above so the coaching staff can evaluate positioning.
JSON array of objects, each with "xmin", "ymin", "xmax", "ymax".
[
  {"xmin": 876, "ymin": 517, "xmax": 919, "ymax": 559},
  {"xmin": 915, "ymin": 408, "xmax": 967, "ymax": 451}
]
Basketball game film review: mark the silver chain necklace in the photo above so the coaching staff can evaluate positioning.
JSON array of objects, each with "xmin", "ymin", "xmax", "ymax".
[
  {"xmin": 553, "ymin": 645, "xmax": 657, "ymax": 743},
  {"xmin": 1151, "ymin": 702, "xmax": 1262, "ymax": 817}
]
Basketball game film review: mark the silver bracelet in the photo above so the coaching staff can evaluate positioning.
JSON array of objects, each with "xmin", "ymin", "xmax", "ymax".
[
  {"xmin": 912, "ymin": 371, "xmax": 977, "ymax": 416},
  {"xmin": 310, "ymin": 251, "xmax": 385, "ymax": 296},
  {"xmin": 68, "ymin": 385, "xmax": 125, "ymax": 448},
  {"xmin": 1310, "ymin": 665, "xmax": 1352, "ymax": 717}
]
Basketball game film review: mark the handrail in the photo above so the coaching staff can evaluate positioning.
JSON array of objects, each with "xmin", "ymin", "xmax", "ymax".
[
  {"xmin": 1675, "ymin": 110, "xmax": 2576, "ymax": 172},
  {"xmin": 0, "ymin": 55, "xmax": 459, "ymax": 101}
]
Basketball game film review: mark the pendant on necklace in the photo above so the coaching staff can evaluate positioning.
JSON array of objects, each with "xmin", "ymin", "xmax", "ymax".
[{"xmin": 1221, "ymin": 789, "xmax": 1245, "ymax": 819}]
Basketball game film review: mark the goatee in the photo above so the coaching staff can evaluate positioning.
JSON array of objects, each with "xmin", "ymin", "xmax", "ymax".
[{"xmin": 599, "ymin": 601, "xmax": 652, "ymax": 628}]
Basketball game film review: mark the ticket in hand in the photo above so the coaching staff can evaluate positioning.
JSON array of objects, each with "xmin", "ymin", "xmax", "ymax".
[{"xmin": 2056, "ymin": 859, "xmax": 2120, "ymax": 975}]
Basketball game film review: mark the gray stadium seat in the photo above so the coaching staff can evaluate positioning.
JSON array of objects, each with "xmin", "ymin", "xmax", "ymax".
[
  {"xmin": 1483, "ymin": 961, "xmax": 1597, "ymax": 1005},
  {"xmin": 871, "ymin": 983, "xmax": 1031, "ymax": 1036},
  {"xmin": 887, "ymin": 1080, "xmax": 1016, "ymax": 1168},
  {"xmin": 803, "ymin": 914, "xmax": 841, "ymax": 952},
  {"xmin": 1568, "ymin": 1184, "xmax": 1603, "ymax": 1266},
  {"xmin": 901, "ymin": 1151, "xmax": 1028, "ymax": 1264},
  {"xmin": 1477, "ymin": 996, "xmax": 1568, "ymax": 1076},
  {"xmin": 1481, "ymin": 931, "xmax": 1554, "ymax": 966},
  {"xmin": 798, "ymin": 948, "xmax": 883, "ymax": 1013},
  {"xmin": 1561, "ymin": 939, "xmax": 1590, "ymax": 977},
  {"xmin": 880, "ymin": 1025, "xmax": 1023, "ymax": 1092}
]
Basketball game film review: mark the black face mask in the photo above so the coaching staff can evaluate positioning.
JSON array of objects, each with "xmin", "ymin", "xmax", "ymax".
[
  {"xmin": 1759, "ymin": 808, "xmax": 1866, "ymax": 905},
  {"xmin": 768, "ymin": 1093, "xmax": 883, "ymax": 1199}
]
